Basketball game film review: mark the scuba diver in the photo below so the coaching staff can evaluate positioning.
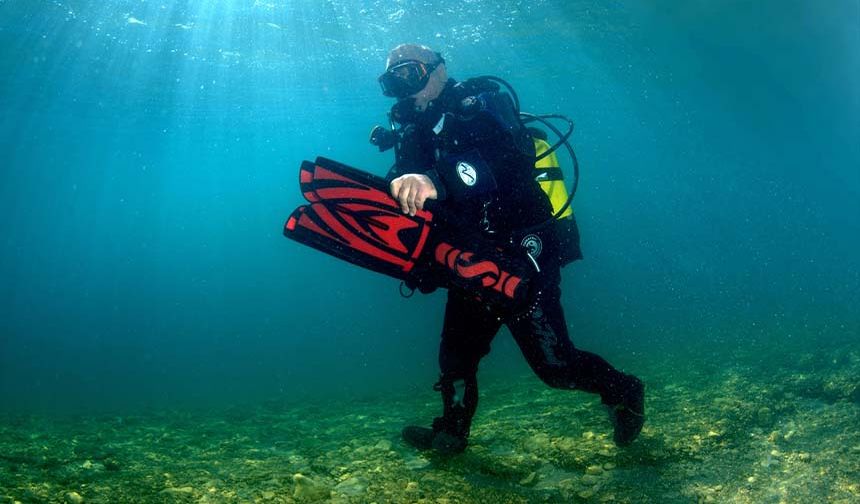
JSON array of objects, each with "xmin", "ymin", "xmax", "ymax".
[{"xmin": 373, "ymin": 44, "xmax": 646, "ymax": 454}]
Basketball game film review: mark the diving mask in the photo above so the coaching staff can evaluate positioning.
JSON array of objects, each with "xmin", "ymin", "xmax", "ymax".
[{"xmin": 378, "ymin": 57, "xmax": 444, "ymax": 99}]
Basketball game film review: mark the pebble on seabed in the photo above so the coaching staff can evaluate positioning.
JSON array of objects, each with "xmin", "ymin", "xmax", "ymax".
[
  {"xmin": 292, "ymin": 473, "xmax": 331, "ymax": 501},
  {"xmin": 64, "ymin": 491, "xmax": 84, "ymax": 504}
]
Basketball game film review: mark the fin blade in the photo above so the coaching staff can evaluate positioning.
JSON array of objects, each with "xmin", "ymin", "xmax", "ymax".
[{"xmin": 284, "ymin": 201, "xmax": 431, "ymax": 280}]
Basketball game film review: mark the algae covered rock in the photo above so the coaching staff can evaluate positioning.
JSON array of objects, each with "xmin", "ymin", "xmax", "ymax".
[
  {"xmin": 293, "ymin": 473, "xmax": 331, "ymax": 502},
  {"xmin": 159, "ymin": 486, "xmax": 195, "ymax": 498},
  {"xmin": 524, "ymin": 432, "xmax": 552, "ymax": 453},
  {"xmin": 333, "ymin": 476, "xmax": 366, "ymax": 497},
  {"xmin": 64, "ymin": 491, "xmax": 84, "ymax": 504},
  {"xmin": 585, "ymin": 465, "xmax": 604, "ymax": 475},
  {"xmin": 374, "ymin": 439, "xmax": 393, "ymax": 451},
  {"xmin": 518, "ymin": 471, "xmax": 538, "ymax": 486}
]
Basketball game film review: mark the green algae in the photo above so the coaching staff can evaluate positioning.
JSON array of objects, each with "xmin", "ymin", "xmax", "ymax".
[{"xmin": 2, "ymin": 342, "xmax": 859, "ymax": 503}]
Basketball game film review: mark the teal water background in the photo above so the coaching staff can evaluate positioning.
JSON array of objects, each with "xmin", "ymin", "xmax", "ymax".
[{"xmin": 1, "ymin": 0, "xmax": 858, "ymax": 413}]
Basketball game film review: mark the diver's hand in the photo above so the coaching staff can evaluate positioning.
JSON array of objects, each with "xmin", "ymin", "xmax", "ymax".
[{"xmin": 390, "ymin": 174, "xmax": 438, "ymax": 216}]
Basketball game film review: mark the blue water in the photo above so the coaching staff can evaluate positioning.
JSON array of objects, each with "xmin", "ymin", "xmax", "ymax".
[{"xmin": 0, "ymin": 0, "xmax": 858, "ymax": 413}]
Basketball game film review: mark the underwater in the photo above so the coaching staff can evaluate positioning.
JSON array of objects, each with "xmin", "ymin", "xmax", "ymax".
[{"xmin": 1, "ymin": 0, "xmax": 858, "ymax": 502}]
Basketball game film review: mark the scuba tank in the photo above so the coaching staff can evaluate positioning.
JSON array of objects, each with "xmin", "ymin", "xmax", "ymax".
[
  {"xmin": 468, "ymin": 76, "xmax": 579, "ymax": 228},
  {"xmin": 531, "ymin": 129, "xmax": 573, "ymax": 219}
]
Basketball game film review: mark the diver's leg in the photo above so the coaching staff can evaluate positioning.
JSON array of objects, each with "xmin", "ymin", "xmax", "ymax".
[
  {"xmin": 402, "ymin": 289, "xmax": 502, "ymax": 454},
  {"xmin": 507, "ymin": 272, "xmax": 645, "ymax": 446}
]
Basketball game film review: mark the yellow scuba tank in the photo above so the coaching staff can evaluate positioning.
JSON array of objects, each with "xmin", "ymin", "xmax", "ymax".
[{"xmin": 533, "ymin": 138, "xmax": 573, "ymax": 218}]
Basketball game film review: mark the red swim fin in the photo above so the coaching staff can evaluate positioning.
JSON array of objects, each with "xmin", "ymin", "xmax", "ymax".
[
  {"xmin": 285, "ymin": 157, "xmax": 534, "ymax": 310},
  {"xmin": 299, "ymin": 157, "xmax": 391, "ymax": 204},
  {"xmin": 300, "ymin": 157, "xmax": 433, "ymax": 219},
  {"xmin": 283, "ymin": 200, "xmax": 432, "ymax": 280}
]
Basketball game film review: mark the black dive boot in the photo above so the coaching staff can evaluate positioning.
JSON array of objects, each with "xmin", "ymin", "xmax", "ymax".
[
  {"xmin": 608, "ymin": 374, "xmax": 645, "ymax": 446},
  {"xmin": 430, "ymin": 404, "xmax": 470, "ymax": 454},
  {"xmin": 402, "ymin": 377, "xmax": 475, "ymax": 455},
  {"xmin": 402, "ymin": 406, "xmax": 471, "ymax": 454}
]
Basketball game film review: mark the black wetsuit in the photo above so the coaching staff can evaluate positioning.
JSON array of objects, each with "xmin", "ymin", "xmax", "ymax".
[{"xmin": 388, "ymin": 78, "xmax": 636, "ymax": 441}]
